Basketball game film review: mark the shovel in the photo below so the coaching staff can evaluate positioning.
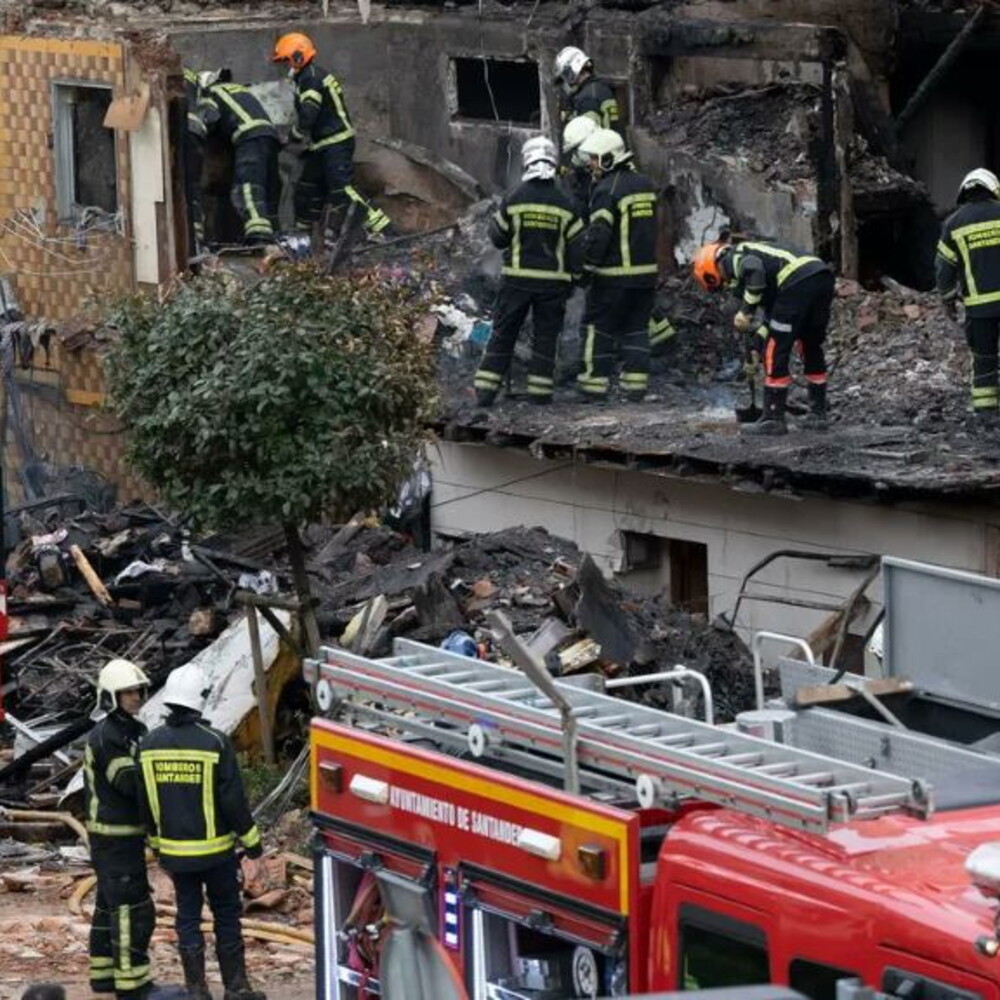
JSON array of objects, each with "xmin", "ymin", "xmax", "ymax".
[{"xmin": 735, "ymin": 357, "xmax": 763, "ymax": 423}]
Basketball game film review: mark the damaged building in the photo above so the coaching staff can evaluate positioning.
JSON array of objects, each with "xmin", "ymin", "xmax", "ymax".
[{"xmin": 0, "ymin": 0, "xmax": 999, "ymax": 665}]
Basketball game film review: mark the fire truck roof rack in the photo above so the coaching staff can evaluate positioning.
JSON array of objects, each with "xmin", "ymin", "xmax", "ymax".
[{"xmin": 310, "ymin": 637, "xmax": 935, "ymax": 835}]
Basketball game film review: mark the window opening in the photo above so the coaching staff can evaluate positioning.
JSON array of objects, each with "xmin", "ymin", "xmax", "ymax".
[
  {"xmin": 453, "ymin": 58, "xmax": 540, "ymax": 125},
  {"xmin": 53, "ymin": 83, "xmax": 117, "ymax": 220}
]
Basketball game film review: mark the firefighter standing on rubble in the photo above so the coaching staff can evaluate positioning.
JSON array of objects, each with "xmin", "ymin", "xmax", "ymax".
[
  {"xmin": 271, "ymin": 32, "xmax": 391, "ymax": 244},
  {"xmin": 693, "ymin": 236, "xmax": 834, "ymax": 435},
  {"xmin": 84, "ymin": 658, "xmax": 167, "ymax": 1000},
  {"xmin": 474, "ymin": 136, "xmax": 584, "ymax": 406},
  {"xmin": 199, "ymin": 71, "xmax": 281, "ymax": 245},
  {"xmin": 553, "ymin": 46, "xmax": 621, "ymax": 133},
  {"xmin": 183, "ymin": 68, "xmax": 208, "ymax": 249},
  {"xmin": 140, "ymin": 663, "xmax": 266, "ymax": 1000},
  {"xmin": 576, "ymin": 128, "xmax": 659, "ymax": 402},
  {"xmin": 936, "ymin": 168, "xmax": 1000, "ymax": 425}
]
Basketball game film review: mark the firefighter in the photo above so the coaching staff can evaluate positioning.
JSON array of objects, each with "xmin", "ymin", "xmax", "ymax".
[
  {"xmin": 553, "ymin": 46, "xmax": 621, "ymax": 134},
  {"xmin": 140, "ymin": 663, "xmax": 266, "ymax": 1000},
  {"xmin": 562, "ymin": 116, "xmax": 675, "ymax": 353},
  {"xmin": 693, "ymin": 236, "xmax": 834, "ymax": 435},
  {"xmin": 271, "ymin": 32, "xmax": 390, "ymax": 244},
  {"xmin": 199, "ymin": 70, "xmax": 281, "ymax": 245},
  {"xmin": 183, "ymin": 68, "xmax": 208, "ymax": 248},
  {"xmin": 576, "ymin": 128, "xmax": 658, "ymax": 402},
  {"xmin": 474, "ymin": 136, "xmax": 584, "ymax": 407},
  {"xmin": 936, "ymin": 168, "xmax": 1000, "ymax": 424},
  {"xmin": 84, "ymin": 658, "xmax": 162, "ymax": 1000}
]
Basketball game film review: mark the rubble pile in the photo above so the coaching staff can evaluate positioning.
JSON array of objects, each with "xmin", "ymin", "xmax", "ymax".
[{"xmin": 311, "ymin": 524, "xmax": 757, "ymax": 721}]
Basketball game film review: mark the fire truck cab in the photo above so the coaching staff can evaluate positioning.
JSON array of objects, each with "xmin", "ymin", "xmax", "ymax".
[{"xmin": 307, "ymin": 558, "xmax": 1000, "ymax": 1000}]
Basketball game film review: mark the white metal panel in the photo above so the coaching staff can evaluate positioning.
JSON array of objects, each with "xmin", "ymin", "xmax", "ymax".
[{"xmin": 128, "ymin": 106, "xmax": 164, "ymax": 284}]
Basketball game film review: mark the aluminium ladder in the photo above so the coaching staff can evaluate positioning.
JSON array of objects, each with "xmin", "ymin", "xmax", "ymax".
[{"xmin": 309, "ymin": 638, "xmax": 933, "ymax": 834}]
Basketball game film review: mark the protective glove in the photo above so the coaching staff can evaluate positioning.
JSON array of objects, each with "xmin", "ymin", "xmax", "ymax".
[{"xmin": 733, "ymin": 309, "xmax": 754, "ymax": 334}]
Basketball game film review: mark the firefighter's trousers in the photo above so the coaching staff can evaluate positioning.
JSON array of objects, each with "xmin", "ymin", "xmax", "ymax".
[
  {"xmin": 578, "ymin": 282, "xmax": 655, "ymax": 398},
  {"xmin": 184, "ymin": 132, "xmax": 205, "ymax": 245},
  {"xmin": 294, "ymin": 138, "xmax": 390, "ymax": 236},
  {"xmin": 89, "ymin": 836, "xmax": 155, "ymax": 999},
  {"xmin": 474, "ymin": 284, "xmax": 569, "ymax": 402},
  {"xmin": 231, "ymin": 136, "xmax": 280, "ymax": 244},
  {"xmin": 966, "ymin": 316, "xmax": 1000, "ymax": 411},
  {"xmin": 170, "ymin": 854, "xmax": 244, "ymax": 953},
  {"xmin": 762, "ymin": 270, "xmax": 834, "ymax": 390}
]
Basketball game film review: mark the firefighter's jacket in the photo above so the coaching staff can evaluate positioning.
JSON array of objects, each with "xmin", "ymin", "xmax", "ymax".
[
  {"xmin": 200, "ymin": 83, "xmax": 277, "ymax": 147},
  {"xmin": 489, "ymin": 178, "xmax": 585, "ymax": 289},
  {"xmin": 723, "ymin": 240, "xmax": 829, "ymax": 315},
  {"xmin": 84, "ymin": 709, "xmax": 148, "ymax": 838},
  {"xmin": 936, "ymin": 198, "xmax": 1000, "ymax": 319},
  {"xmin": 568, "ymin": 77, "xmax": 620, "ymax": 133},
  {"xmin": 140, "ymin": 710, "xmax": 262, "ymax": 873},
  {"xmin": 583, "ymin": 166, "xmax": 658, "ymax": 287},
  {"xmin": 291, "ymin": 62, "xmax": 356, "ymax": 152},
  {"xmin": 183, "ymin": 69, "xmax": 207, "ymax": 140}
]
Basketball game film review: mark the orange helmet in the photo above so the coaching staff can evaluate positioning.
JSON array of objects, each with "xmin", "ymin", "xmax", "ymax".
[
  {"xmin": 693, "ymin": 241, "xmax": 727, "ymax": 291},
  {"xmin": 271, "ymin": 32, "xmax": 317, "ymax": 69}
]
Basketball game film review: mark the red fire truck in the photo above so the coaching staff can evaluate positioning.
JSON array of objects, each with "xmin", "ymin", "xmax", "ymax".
[{"xmin": 307, "ymin": 561, "xmax": 1000, "ymax": 1000}]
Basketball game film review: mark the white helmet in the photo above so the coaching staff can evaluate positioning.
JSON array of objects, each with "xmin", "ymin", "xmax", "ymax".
[
  {"xmin": 553, "ymin": 46, "xmax": 591, "ymax": 92},
  {"xmin": 96, "ymin": 658, "xmax": 150, "ymax": 713},
  {"xmin": 162, "ymin": 662, "xmax": 210, "ymax": 713},
  {"xmin": 563, "ymin": 116, "xmax": 598, "ymax": 168},
  {"xmin": 578, "ymin": 127, "xmax": 631, "ymax": 172},
  {"xmin": 959, "ymin": 168, "xmax": 1000, "ymax": 201},
  {"xmin": 521, "ymin": 135, "xmax": 557, "ymax": 181}
]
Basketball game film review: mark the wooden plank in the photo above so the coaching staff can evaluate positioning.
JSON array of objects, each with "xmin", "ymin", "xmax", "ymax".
[{"xmin": 794, "ymin": 677, "xmax": 913, "ymax": 707}]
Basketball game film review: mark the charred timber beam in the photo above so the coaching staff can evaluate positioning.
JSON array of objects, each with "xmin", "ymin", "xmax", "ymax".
[
  {"xmin": 897, "ymin": 4, "xmax": 989, "ymax": 134},
  {"xmin": 635, "ymin": 18, "xmax": 847, "ymax": 64},
  {"xmin": 898, "ymin": 8, "xmax": 1000, "ymax": 50}
]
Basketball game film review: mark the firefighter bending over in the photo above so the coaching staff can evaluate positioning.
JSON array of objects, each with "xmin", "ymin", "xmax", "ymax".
[
  {"xmin": 694, "ymin": 237, "xmax": 834, "ymax": 435},
  {"xmin": 553, "ymin": 46, "xmax": 621, "ymax": 133},
  {"xmin": 140, "ymin": 663, "xmax": 266, "ymax": 1000},
  {"xmin": 85, "ymin": 659, "xmax": 169, "ymax": 1000},
  {"xmin": 271, "ymin": 32, "xmax": 390, "ymax": 244},
  {"xmin": 474, "ymin": 136, "xmax": 584, "ymax": 407},
  {"xmin": 199, "ymin": 70, "xmax": 281, "ymax": 245},
  {"xmin": 576, "ymin": 128, "xmax": 659, "ymax": 402},
  {"xmin": 937, "ymin": 168, "xmax": 1000, "ymax": 426}
]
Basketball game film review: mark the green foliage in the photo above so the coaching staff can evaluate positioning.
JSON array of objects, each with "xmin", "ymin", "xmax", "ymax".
[{"xmin": 106, "ymin": 265, "xmax": 437, "ymax": 532}]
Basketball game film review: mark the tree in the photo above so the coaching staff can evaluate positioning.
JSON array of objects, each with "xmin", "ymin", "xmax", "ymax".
[{"xmin": 106, "ymin": 265, "xmax": 438, "ymax": 653}]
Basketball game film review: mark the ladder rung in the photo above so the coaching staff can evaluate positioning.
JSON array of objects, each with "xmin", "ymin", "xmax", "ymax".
[
  {"xmin": 756, "ymin": 762, "xmax": 799, "ymax": 776},
  {"xmin": 628, "ymin": 724, "xmax": 662, "ymax": 738},
  {"xmin": 724, "ymin": 752, "xmax": 765, "ymax": 766},
  {"xmin": 439, "ymin": 671, "xmax": 479, "ymax": 684},
  {"xmin": 406, "ymin": 662, "xmax": 454, "ymax": 675},
  {"xmin": 687, "ymin": 742, "xmax": 729, "ymax": 756},
  {"xmin": 572, "ymin": 706, "xmax": 599, "ymax": 718},
  {"xmin": 792, "ymin": 772, "xmax": 836, "ymax": 787},
  {"xmin": 590, "ymin": 715, "xmax": 632, "ymax": 729},
  {"xmin": 855, "ymin": 792, "xmax": 909, "ymax": 809},
  {"xmin": 651, "ymin": 734, "xmax": 696, "ymax": 747},
  {"xmin": 501, "ymin": 687, "xmax": 537, "ymax": 701},
  {"xmin": 465, "ymin": 680, "xmax": 510, "ymax": 693}
]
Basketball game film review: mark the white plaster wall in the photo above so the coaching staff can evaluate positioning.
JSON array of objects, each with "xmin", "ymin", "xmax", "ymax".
[{"xmin": 429, "ymin": 440, "xmax": 1000, "ymax": 646}]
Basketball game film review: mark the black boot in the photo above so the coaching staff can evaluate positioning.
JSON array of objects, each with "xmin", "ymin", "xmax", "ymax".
[
  {"xmin": 474, "ymin": 388, "xmax": 497, "ymax": 408},
  {"xmin": 217, "ymin": 943, "xmax": 266, "ymax": 1000},
  {"xmin": 742, "ymin": 386, "xmax": 788, "ymax": 436},
  {"xmin": 180, "ymin": 946, "xmax": 214, "ymax": 1000},
  {"xmin": 798, "ymin": 381, "xmax": 828, "ymax": 430}
]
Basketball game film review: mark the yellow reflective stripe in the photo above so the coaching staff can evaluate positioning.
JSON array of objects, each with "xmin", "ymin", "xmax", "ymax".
[
  {"xmin": 474, "ymin": 371, "xmax": 502, "ymax": 386},
  {"xmin": 591, "ymin": 208, "xmax": 614, "ymax": 226},
  {"xmin": 116, "ymin": 967, "xmax": 151, "ymax": 990},
  {"xmin": 972, "ymin": 386, "xmax": 998, "ymax": 398},
  {"xmin": 566, "ymin": 218, "xmax": 584, "ymax": 240},
  {"xmin": 951, "ymin": 220, "xmax": 1000, "ymax": 304},
  {"xmin": 937, "ymin": 239, "xmax": 958, "ymax": 263},
  {"xmin": 158, "ymin": 833, "xmax": 237, "ymax": 856},
  {"xmin": 618, "ymin": 192, "xmax": 655, "ymax": 274},
  {"xmin": 91, "ymin": 956, "xmax": 114, "ymax": 970},
  {"xmin": 106, "ymin": 755, "xmax": 134, "ymax": 785},
  {"xmin": 601, "ymin": 99, "xmax": 619, "ymax": 128},
  {"xmin": 501, "ymin": 266, "xmax": 572, "ymax": 281},
  {"xmin": 966, "ymin": 290, "xmax": 1000, "ymax": 306},
  {"xmin": 148, "ymin": 835, "xmax": 160, "ymax": 850},
  {"xmin": 324, "ymin": 74, "xmax": 352, "ymax": 128},
  {"xmin": 140, "ymin": 757, "xmax": 161, "ymax": 830},
  {"xmin": 493, "ymin": 210, "xmax": 509, "ymax": 232},
  {"xmin": 776, "ymin": 257, "xmax": 813, "ymax": 285},
  {"xmin": 84, "ymin": 745, "xmax": 98, "ymax": 828},
  {"xmin": 621, "ymin": 372, "xmax": 648, "ymax": 385},
  {"xmin": 743, "ymin": 290, "xmax": 763, "ymax": 305},
  {"xmin": 119, "ymin": 905, "xmax": 131, "ymax": 973},
  {"xmin": 240, "ymin": 825, "xmax": 262, "ymax": 849},
  {"xmin": 203, "ymin": 759, "xmax": 216, "ymax": 841},
  {"xmin": 309, "ymin": 128, "xmax": 355, "ymax": 150},
  {"xmin": 508, "ymin": 203, "xmax": 576, "ymax": 223},
  {"xmin": 300, "ymin": 89, "xmax": 323, "ymax": 105},
  {"xmin": 142, "ymin": 749, "xmax": 219, "ymax": 763},
  {"xmin": 86, "ymin": 821, "xmax": 145, "ymax": 836},
  {"xmin": 593, "ymin": 264, "xmax": 659, "ymax": 276}
]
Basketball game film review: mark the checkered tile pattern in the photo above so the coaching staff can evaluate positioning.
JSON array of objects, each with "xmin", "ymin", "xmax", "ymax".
[{"xmin": 0, "ymin": 35, "xmax": 147, "ymax": 504}]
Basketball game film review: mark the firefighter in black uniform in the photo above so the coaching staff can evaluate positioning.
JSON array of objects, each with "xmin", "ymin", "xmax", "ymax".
[
  {"xmin": 576, "ymin": 128, "xmax": 659, "ymax": 402},
  {"xmin": 694, "ymin": 236, "xmax": 834, "ymax": 435},
  {"xmin": 183, "ymin": 68, "xmax": 208, "ymax": 249},
  {"xmin": 553, "ymin": 46, "xmax": 621, "ymax": 134},
  {"xmin": 936, "ymin": 168, "xmax": 1000, "ymax": 424},
  {"xmin": 271, "ymin": 32, "xmax": 390, "ymax": 242},
  {"xmin": 473, "ymin": 136, "xmax": 584, "ymax": 407},
  {"xmin": 85, "ymin": 658, "xmax": 163, "ymax": 1000},
  {"xmin": 199, "ymin": 71, "xmax": 280, "ymax": 245},
  {"xmin": 140, "ymin": 663, "xmax": 265, "ymax": 1000}
]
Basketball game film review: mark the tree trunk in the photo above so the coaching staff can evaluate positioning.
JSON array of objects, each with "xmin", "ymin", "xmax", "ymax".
[{"xmin": 283, "ymin": 521, "xmax": 322, "ymax": 659}]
